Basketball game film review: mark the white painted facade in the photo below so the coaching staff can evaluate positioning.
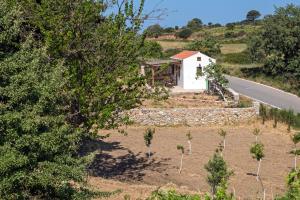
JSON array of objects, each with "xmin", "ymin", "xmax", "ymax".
[{"xmin": 171, "ymin": 52, "xmax": 216, "ymax": 90}]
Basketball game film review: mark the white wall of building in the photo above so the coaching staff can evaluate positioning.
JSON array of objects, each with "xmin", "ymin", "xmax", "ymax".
[{"xmin": 181, "ymin": 52, "xmax": 216, "ymax": 90}]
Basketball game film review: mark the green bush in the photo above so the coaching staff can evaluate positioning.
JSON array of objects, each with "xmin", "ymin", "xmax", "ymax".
[
  {"xmin": 223, "ymin": 51, "xmax": 252, "ymax": 64},
  {"xmin": 147, "ymin": 190, "xmax": 201, "ymax": 200},
  {"xmin": 163, "ymin": 48, "xmax": 182, "ymax": 58},
  {"xmin": 175, "ymin": 28, "xmax": 193, "ymax": 39}
]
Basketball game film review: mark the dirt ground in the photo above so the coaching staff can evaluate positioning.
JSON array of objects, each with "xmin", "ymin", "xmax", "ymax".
[
  {"xmin": 141, "ymin": 93, "xmax": 225, "ymax": 108},
  {"xmin": 83, "ymin": 121, "xmax": 297, "ymax": 200}
]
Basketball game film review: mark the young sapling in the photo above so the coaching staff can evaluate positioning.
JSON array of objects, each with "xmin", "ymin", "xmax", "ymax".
[
  {"xmin": 144, "ymin": 128, "xmax": 155, "ymax": 159},
  {"xmin": 253, "ymin": 128, "xmax": 261, "ymax": 142},
  {"xmin": 290, "ymin": 132, "xmax": 300, "ymax": 169},
  {"xmin": 186, "ymin": 131, "xmax": 193, "ymax": 155},
  {"xmin": 250, "ymin": 142, "xmax": 265, "ymax": 181},
  {"xmin": 177, "ymin": 145, "xmax": 185, "ymax": 174},
  {"xmin": 218, "ymin": 129, "xmax": 227, "ymax": 151}
]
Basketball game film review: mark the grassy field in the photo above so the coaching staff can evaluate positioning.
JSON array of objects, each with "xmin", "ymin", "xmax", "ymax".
[
  {"xmin": 156, "ymin": 40, "xmax": 188, "ymax": 50},
  {"xmin": 220, "ymin": 43, "xmax": 247, "ymax": 54}
]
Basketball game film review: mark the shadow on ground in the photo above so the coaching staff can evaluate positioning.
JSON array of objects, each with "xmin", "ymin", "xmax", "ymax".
[{"xmin": 79, "ymin": 138, "xmax": 170, "ymax": 182}]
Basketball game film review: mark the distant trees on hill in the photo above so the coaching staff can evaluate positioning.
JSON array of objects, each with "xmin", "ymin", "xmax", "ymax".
[
  {"xmin": 249, "ymin": 4, "xmax": 300, "ymax": 96},
  {"xmin": 246, "ymin": 10, "xmax": 261, "ymax": 22}
]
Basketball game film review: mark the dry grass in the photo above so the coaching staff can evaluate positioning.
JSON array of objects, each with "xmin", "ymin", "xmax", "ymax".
[
  {"xmin": 156, "ymin": 40, "xmax": 189, "ymax": 50},
  {"xmin": 141, "ymin": 93, "xmax": 224, "ymax": 108},
  {"xmin": 220, "ymin": 43, "xmax": 248, "ymax": 54}
]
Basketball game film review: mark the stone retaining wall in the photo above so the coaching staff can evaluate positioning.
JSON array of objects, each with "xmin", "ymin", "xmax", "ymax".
[{"xmin": 127, "ymin": 102, "xmax": 259, "ymax": 126}]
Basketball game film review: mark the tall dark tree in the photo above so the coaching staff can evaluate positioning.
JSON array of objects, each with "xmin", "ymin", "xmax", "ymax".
[
  {"xmin": 0, "ymin": 0, "xmax": 148, "ymax": 198},
  {"xmin": 246, "ymin": 10, "xmax": 261, "ymax": 22},
  {"xmin": 248, "ymin": 4, "xmax": 300, "ymax": 94},
  {"xmin": 187, "ymin": 18, "xmax": 203, "ymax": 30},
  {"xmin": 145, "ymin": 24, "xmax": 164, "ymax": 38}
]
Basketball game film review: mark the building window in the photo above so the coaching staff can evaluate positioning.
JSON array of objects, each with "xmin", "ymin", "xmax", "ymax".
[{"xmin": 197, "ymin": 57, "xmax": 201, "ymax": 61}]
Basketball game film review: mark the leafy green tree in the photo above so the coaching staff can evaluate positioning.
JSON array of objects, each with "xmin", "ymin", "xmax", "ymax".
[
  {"xmin": 164, "ymin": 27, "xmax": 175, "ymax": 33},
  {"xmin": 175, "ymin": 28, "xmax": 193, "ymax": 39},
  {"xmin": 187, "ymin": 18, "xmax": 203, "ymax": 30},
  {"xmin": 0, "ymin": 0, "xmax": 149, "ymax": 198},
  {"xmin": 276, "ymin": 168, "xmax": 300, "ymax": 200},
  {"xmin": 250, "ymin": 142, "xmax": 265, "ymax": 181},
  {"xmin": 204, "ymin": 63, "xmax": 228, "ymax": 101},
  {"xmin": 145, "ymin": 24, "xmax": 164, "ymax": 38},
  {"xmin": 249, "ymin": 5, "xmax": 300, "ymax": 91},
  {"xmin": 187, "ymin": 36, "xmax": 221, "ymax": 57},
  {"xmin": 140, "ymin": 40, "xmax": 163, "ymax": 59},
  {"xmin": 144, "ymin": 128, "xmax": 155, "ymax": 159},
  {"xmin": 246, "ymin": 10, "xmax": 261, "ymax": 22},
  {"xmin": 205, "ymin": 153, "xmax": 233, "ymax": 196},
  {"xmin": 290, "ymin": 133, "xmax": 300, "ymax": 169},
  {"xmin": 177, "ymin": 145, "xmax": 185, "ymax": 174}
]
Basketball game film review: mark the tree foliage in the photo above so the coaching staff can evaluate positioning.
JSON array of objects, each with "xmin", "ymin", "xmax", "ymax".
[
  {"xmin": 145, "ymin": 24, "xmax": 164, "ymax": 38},
  {"xmin": 187, "ymin": 18, "xmax": 203, "ymax": 30},
  {"xmin": 0, "ymin": 0, "xmax": 148, "ymax": 198},
  {"xmin": 246, "ymin": 10, "xmax": 261, "ymax": 22},
  {"xmin": 205, "ymin": 153, "xmax": 233, "ymax": 195},
  {"xmin": 140, "ymin": 40, "xmax": 163, "ymax": 59},
  {"xmin": 175, "ymin": 28, "xmax": 193, "ymax": 39},
  {"xmin": 187, "ymin": 36, "xmax": 221, "ymax": 57},
  {"xmin": 249, "ymin": 5, "xmax": 300, "ymax": 90}
]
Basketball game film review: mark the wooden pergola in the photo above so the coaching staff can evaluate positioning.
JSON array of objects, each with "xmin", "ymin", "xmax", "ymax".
[{"xmin": 141, "ymin": 59, "xmax": 181, "ymax": 87}]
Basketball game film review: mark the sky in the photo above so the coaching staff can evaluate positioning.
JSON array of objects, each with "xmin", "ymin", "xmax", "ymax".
[{"xmin": 141, "ymin": 0, "xmax": 299, "ymax": 28}]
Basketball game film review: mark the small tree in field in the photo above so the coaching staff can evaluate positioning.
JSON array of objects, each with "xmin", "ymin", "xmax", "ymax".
[
  {"xmin": 218, "ymin": 129, "xmax": 227, "ymax": 151},
  {"xmin": 144, "ymin": 128, "xmax": 155, "ymax": 159},
  {"xmin": 177, "ymin": 145, "xmax": 185, "ymax": 174},
  {"xmin": 290, "ymin": 132, "xmax": 300, "ymax": 169},
  {"xmin": 250, "ymin": 142, "xmax": 265, "ymax": 181},
  {"xmin": 253, "ymin": 128, "xmax": 261, "ymax": 142},
  {"xmin": 205, "ymin": 152, "xmax": 234, "ymax": 196},
  {"xmin": 186, "ymin": 131, "xmax": 193, "ymax": 155}
]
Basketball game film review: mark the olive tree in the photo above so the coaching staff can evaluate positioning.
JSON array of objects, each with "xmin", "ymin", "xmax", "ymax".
[
  {"xmin": 250, "ymin": 142, "xmax": 265, "ymax": 181},
  {"xmin": 204, "ymin": 63, "xmax": 229, "ymax": 102},
  {"xmin": 205, "ymin": 152, "xmax": 234, "ymax": 196},
  {"xmin": 144, "ymin": 128, "xmax": 155, "ymax": 159}
]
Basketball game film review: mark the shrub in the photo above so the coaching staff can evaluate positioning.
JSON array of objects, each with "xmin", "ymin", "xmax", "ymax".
[
  {"xmin": 147, "ymin": 190, "xmax": 201, "ymax": 200},
  {"xmin": 223, "ymin": 51, "xmax": 252, "ymax": 64},
  {"xmin": 175, "ymin": 28, "xmax": 193, "ymax": 39},
  {"xmin": 163, "ymin": 48, "xmax": 182, "ymax": 58},
  {"xmin": 205, "ymin": 153, "xmax": 234, "ymax": 195},
  {"xmin": 224, "ymin": 31, "xmax": 235, "ymax": 38}
]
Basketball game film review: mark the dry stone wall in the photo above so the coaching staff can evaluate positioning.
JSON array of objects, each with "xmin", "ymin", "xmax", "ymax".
[{"xmin": 127, "ymin": 102, "xmax": 259, "ymax": 126}]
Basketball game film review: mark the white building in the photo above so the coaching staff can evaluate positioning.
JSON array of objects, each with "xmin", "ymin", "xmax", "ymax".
[{"xmin": 170, "ymin": 51, "xmax": 216, "ymax": 90}]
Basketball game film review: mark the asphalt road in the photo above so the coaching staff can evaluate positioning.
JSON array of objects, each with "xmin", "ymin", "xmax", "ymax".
[{"xmin": 226, "ymin": 75, "xmax": 300, "ymax": 113}]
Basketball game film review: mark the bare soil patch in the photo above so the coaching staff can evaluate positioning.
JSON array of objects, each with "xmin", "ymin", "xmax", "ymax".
[
  {"xmin": 86, "ymin": 122, "xmax": 296, "ymax": 199},
  {"xmin": 142, "ymin": 93, "xmax": 225, "ymax": 108}
]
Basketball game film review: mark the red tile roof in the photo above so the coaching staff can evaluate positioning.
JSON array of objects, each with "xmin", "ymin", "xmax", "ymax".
[{"xmin": 171, "ymin": 51, "xmax": 199, "ymax": 60}]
